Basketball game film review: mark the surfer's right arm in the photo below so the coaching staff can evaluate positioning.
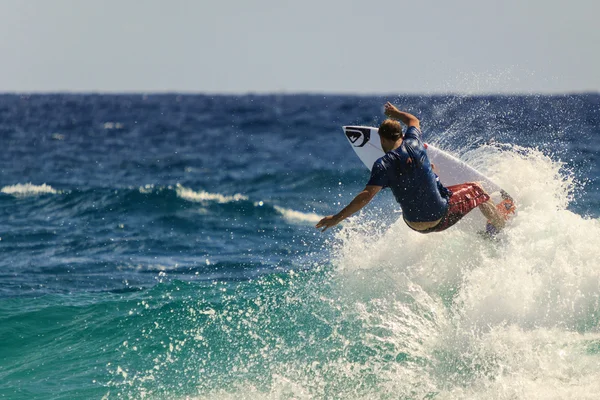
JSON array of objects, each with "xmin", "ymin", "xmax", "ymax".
[
  {"xmin": 315, "ymin": 185, "xmax": 382, "ymax": 232},
  {"xmin": 384, "ymin": 102, "xmax": 420, "ymax": 129}
]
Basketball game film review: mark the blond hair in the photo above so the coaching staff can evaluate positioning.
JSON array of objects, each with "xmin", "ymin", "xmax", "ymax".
[{"xmin": 378, "ymin": 119, "xmax": 402, "ymax": 140}]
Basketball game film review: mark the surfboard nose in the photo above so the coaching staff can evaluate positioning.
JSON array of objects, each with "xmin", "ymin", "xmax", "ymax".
[{"xmin": 343, "ymin": 126, "xmax": 371, "ymax": 147}]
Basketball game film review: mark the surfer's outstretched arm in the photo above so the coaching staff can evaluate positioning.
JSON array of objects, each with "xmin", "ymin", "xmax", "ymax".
[
  {"xmin": 316, "ymin": 185, "xmax": 382, "ymax": 232},
  {"xmin": 384, "ymin": 102, "xmax": 420, "ymax": 129}
]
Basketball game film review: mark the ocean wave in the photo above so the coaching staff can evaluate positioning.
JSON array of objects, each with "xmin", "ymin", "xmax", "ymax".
[
  {"xmin": 326, "ymin": 144, "xmax": 600, "ymax": 398},
  {"xmin": 1, "ymin": 183, "xmax": 60, "ymax": 197},
  {"xmin": 175, "ymin": 184, "xmax": 248, "ymax": 204},
  {"xmin": 273, "ymin": 205, "xmax": 323, "ymax": 224}
]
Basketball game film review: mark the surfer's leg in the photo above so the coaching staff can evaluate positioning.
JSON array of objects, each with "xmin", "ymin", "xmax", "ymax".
[
  {"xmin": 429, "ymin": 182, "xmax": 492, "ymax": 233},
  {"xmin": 478, "ymin": 200, "xmax": 506, "ymax": 231}
]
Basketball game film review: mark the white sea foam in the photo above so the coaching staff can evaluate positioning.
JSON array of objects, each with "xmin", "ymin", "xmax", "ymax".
[
  {"xmin": 1, "ymin": 183, "xmax": 60, "ymax": 196},
  {"xmin": 273, "ymin": 205, "xmax": 323, "ymax": 224},
  {"xmin": 175, "ymin": 184, "xmax": 248, "ymax": 204},
  {"xmin": 330, "ymin": 144, "xmax": 600, "ymax": 398},
  {"xmin": 138, "ymin": 184, "xmax": 155, "ymax": 194}
]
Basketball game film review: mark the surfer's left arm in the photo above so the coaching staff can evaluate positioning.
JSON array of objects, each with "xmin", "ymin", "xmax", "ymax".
[{"xmin": 316, "ymin": 185, "xmax": 382, "ymax": 232}]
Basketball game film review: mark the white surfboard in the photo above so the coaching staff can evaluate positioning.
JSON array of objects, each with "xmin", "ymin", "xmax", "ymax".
[{"xmin": 343, "ymin": 125, "xmax": 515, "ymax": 231}]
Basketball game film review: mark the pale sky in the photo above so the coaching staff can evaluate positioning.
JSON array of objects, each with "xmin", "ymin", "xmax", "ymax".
[{"xmin": 0, "ymin": 0, "xmax": 598, "ymax": 94}]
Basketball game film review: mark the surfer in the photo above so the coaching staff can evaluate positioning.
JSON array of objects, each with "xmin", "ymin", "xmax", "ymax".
[{"xmin": 316, "ymin": 102, "xmax": 507, "ymax": 233}]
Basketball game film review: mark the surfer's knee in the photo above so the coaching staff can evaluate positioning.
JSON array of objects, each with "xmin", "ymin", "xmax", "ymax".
[{"xmin": 471, "ymin": 182, "xmax": 489, "ymax": 196}]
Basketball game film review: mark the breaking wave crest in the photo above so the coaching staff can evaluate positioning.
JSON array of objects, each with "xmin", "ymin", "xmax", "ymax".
[
  {"xmin": 175, "ymin": 184, "xmax": 248, "ymax": 204},
  {"xmin": 1, "ymin": 183, "xmax": 60, "ymax": 196}
]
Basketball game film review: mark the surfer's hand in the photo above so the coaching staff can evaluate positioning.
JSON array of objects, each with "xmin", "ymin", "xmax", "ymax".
[
  {"xmin": 315, "ymin": 215, "xmax": 342, "ymax": 232},
  {"xmin": 384, "ymin": 102, "xmax": 400, "ymax": 117}
]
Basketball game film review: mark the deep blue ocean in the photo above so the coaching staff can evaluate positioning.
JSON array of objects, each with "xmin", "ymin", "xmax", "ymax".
[{"xmin": 1, "ymin": 94, "xmax": 600, "ymax": 399}]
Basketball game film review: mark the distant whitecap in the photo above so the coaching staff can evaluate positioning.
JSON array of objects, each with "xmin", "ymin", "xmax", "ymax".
[
  {"xmin": 274, "ymin": 205, "xmax": 323, "ymax": 224},
  {"xmin": 1, "ymin": 183, "xmax": 60, "ymax": 196},
  {"xmin": 175, "ymin": 184, "xmax": 247, "ymax": 204},
  {"xmin": 103, "ymin": 122, "xmax": 124, "ymax": 130}
]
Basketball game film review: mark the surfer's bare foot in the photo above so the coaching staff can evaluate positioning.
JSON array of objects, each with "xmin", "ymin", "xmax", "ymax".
[{"xmin": 479, "ymin": 200, "xmax": 506, "ymax": 231}]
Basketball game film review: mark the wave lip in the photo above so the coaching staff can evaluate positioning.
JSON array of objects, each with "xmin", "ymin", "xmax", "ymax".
[{"xmin": 1, "ymin": 183, "xmax": 60, "ymax": 197}]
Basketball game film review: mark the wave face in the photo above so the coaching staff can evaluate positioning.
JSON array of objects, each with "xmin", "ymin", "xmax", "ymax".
[{"xmin": 0, "ymin": 94, "xmax": 599, "ymax": 399}]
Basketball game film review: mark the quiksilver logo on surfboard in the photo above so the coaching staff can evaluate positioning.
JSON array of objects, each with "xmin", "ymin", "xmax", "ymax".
[{"xmin": 345, "ymin": 127, "xmax": 370, "ymax": 147}]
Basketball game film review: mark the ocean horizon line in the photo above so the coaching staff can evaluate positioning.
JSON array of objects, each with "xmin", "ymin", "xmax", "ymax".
[{"xmin": 1, "ymin": 90, "xmax": 599, "ymax": 97}]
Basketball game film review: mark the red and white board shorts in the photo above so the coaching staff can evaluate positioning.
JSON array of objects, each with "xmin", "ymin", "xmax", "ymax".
[{"xmin": 419, "ymin": 182, "xmax": 490, "ymax": 233}]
